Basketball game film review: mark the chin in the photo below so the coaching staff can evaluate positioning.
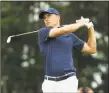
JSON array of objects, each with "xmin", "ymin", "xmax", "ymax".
[{"xmin": 46, "ymin": 25, "xmax": 53, "ymax": 28}]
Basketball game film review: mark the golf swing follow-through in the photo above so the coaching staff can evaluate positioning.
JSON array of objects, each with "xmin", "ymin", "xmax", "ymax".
[
  {"xmin": 6, "ymin": 16, "xmax": 90, "ymax": 44},
  {"xmin": 7, "ymin": 8, "xmax": 96, "ymax": 93},
  {"xmin": 38, "ymin": 8, "xmax": 96, "ymax": 93}
]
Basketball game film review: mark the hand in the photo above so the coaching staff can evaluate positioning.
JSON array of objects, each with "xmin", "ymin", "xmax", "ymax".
[
  {"xmin": 85, "ymin": 22, "xmax": 94, "ymax": 29},
  {"xmin": 76, "ymin": 16, "xmax": 93, "ymax": 29},
  {"xmin": 76, "ymin": 16, "xmax": 89, "ymax": 25}
]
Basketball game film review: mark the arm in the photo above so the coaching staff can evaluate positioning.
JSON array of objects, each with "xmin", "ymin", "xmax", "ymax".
[
  {"xmin": 81, "ymin": 23, "xmax": 97, "ymax": 54},
  {"xmin": 49, "ymin": 22, "xmax": 86, "ymax": 37}
]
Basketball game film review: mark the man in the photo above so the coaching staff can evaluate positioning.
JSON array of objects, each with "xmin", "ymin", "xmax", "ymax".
[{"xmin": 38, "ymin": 8, "xmax": 96, "ymax": 93}]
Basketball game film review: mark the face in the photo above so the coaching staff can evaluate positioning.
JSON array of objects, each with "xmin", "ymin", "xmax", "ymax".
[{"xmin": 43, "ymin": 13, "xmax": 60, "ymax": 28}]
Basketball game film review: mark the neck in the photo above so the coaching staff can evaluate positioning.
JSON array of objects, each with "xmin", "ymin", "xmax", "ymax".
[{"xmin": 54, "ymin": 24, "xmax": 60, "ymax": 28}]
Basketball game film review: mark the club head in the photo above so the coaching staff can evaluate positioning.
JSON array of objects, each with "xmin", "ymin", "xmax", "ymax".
[{"xmin": 7, "ymin": 36, "xmax": 11, "ymax": 43}]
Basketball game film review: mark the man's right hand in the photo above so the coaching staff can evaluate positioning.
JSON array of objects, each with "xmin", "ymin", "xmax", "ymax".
[{"xmin": 76, "ymin": 16, "xmax": 89, "ymax": 26}]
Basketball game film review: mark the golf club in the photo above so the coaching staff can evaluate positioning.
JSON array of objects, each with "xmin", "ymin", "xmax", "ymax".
[{"xmin": 7, "ymin": 30, "xmax": 39, "ymax": 43}]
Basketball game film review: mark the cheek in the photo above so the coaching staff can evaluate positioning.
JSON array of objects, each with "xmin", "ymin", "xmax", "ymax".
[{"xmin": 51, "ymin": 17, "xmax": 58, "ymax": 23}]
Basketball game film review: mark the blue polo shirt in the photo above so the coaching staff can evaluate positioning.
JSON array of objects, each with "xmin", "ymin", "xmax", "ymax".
[{"xmin": 38, "ymin": 27, "xmax": 85, "ymax": 76}]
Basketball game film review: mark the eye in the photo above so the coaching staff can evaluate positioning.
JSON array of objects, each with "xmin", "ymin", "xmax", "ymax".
[
  {"xmin": 43, "ymin": 14, "xmax": 51, "ymax": 19},
  {"xmin": 46, "ymin": 14, "xmax": 51, "ymax": 17}
]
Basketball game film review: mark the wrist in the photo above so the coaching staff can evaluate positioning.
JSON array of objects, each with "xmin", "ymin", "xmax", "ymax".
[
  {"xmin": 76, "ymin": 22, "xmax": 85, "ymax": 28},
  {"xmin": 85, "ymin": 22, "xmax": 94, "ymax": 29}
]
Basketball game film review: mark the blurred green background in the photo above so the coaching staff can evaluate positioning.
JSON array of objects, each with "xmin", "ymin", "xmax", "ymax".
[{"xmin": 1, "ymin": 1, "xmax": 108, "ymax": 93}]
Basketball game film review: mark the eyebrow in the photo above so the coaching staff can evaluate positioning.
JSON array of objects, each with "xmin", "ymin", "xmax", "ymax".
[{"xmin": 43, "ymin": 13, "xmax": 51, "ymax": 18}]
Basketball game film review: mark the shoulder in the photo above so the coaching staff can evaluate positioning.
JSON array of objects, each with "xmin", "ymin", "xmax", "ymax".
[
  {"xmin": 70, "ymin": 33, "xmax": 78, "ymax": 38},
  {"xmin": 71, "ymin": 33, "xmax": 76, "ymax": 36},
  {"xmin": 71, "ymin": 33, "xmax": 81, "ymax": 42},
  {"xmin": 39, "ymin": 27, "xmax": 52, "ymax": 33},
  {"xmin": 38, "ymin": 27, "xmax": 52, "ymax": 39}
]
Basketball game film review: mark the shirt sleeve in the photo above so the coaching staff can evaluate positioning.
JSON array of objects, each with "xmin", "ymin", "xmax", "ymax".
[
  {"xmin": 72, "ymin": 33, "xmax": 85, "ymax": 52},
  {"xmin": 38, "ymin": 27, "xmax": 52, "ymax": 43}
]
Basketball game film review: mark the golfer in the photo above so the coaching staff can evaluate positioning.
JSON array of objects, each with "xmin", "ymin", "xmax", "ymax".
[{"xmin": 38, "ymin": 8, "xmax": 96, "ymax": 93}]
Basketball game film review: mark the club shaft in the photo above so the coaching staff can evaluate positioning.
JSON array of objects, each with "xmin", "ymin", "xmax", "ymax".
[{"xmin": 11, "ymin": 30, "xmax": 39, "ymax": 37}]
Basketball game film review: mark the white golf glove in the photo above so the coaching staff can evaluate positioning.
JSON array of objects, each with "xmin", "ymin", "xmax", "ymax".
[
  {"xmin": 76, "ymin": 16, "xmax": 94, "ymax": 29},
  {"xmin": 76, "ymin": 16, "xmax": 89, "ymax": 23},
  {"xmin": 85, "ymin": 22, "xmax": 94, "ymax": 29}
]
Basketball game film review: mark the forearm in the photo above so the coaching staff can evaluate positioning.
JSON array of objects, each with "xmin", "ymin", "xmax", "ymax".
[
  {"xmin": 49, "ymin": 22, "xmax": 85, "ymax": 37},
  {"xmin": 63, "ymin": 17, "xmax": 89, "ymax": 34},
  {"xmin": 63, "ymin": 22, "xmax": 85, "ymax": 34},
  {"xmin": 49, "ymin": 17, "xmax": 89, "ymax": 37},
  {"xmin": 87, "ymin": 26, "xmax": 96, "ymax": 52}
]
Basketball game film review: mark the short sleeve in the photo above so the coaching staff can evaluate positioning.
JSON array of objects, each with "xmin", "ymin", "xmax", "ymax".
[
  {"xmin": 72, "ymin": 33, "xmax": 85, "ymax": 52},
  {"xmin": 38, "ymin": 27, "xmax": 52, "ymax": 43}
]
